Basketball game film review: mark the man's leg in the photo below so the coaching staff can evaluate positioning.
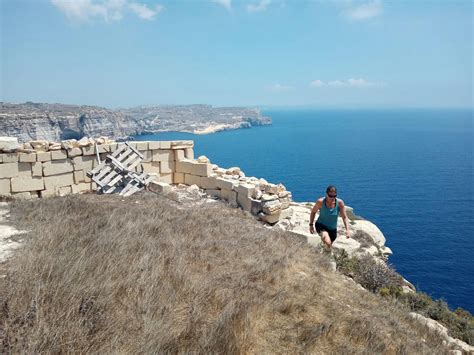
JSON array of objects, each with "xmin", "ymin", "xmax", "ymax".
[{"xmin": 320, "ymin": 231, "xmax": 332, "ymax": 248}]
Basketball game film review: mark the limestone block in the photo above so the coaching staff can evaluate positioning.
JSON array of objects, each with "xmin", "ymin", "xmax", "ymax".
[
  {"xmin": 152, "ymin": 149, "xmax": 174, "ymax": 162},
  {"xmin": 44, "ymin": 173, "xmax": 74, "ymax": 191},
  {"xmin": 148, "ymin": 181, "xmax": 172, "ymax": 195},
  {"xmin": 0, "ymin": 179, "xmax": 11, "ymax": 194},
  {"xmin": 158, "ymin": 173, "xmax": 173, "ymax": 184},
  {"xmin": 67, "ymin": 148, "xmax": 82, "ymax": 158},
  {"xmin": 19, "ymin": 152, "xmax": 36, "ymax": 162},
  {"xmin": 72, "ymin": 156, "xmax": 96, "ymax": 172},
  {"xmin": 170, "ymin": 140, "xmax": 193, "ymax": 149},
  {"xmin": 61, "ymin": 139, "xmax": 77, "ymax": 149},
  {"xmin": 0, "ymin": 137, "xmax": 20, "ymax": 151},
  {"xmin": 30, "ymin": 140, "xmax": 49, "ymax": 151},
  {"xmin": 206, "ymin": 189, "xmax": 221, "ymax": 199},
  {"xmin": 43, "ymin": 159, "xmax": 74, "ymax": 176},
  {"xmin": 72, "ymin": 183, "xmax": 91, "ymax": 194},
  {"xmin": 234, "ymin": 183, "xmax": 255, "ymax": 198},
  {"xmin": 221, "ymin": 189, "xmax": 238, "ymax": 207},
  {"xmin": 82, "ymin": 145, "xmax": 96, "ymax": 156},
  {"xmin": 36, "ymin": 152, "xmax": 52, "ymax": 162},
  {"xmin": 0, "ymin": 163, "xmax": 19, "ymax": 178},
  {"xmin": 237, "ymin": 193, "xmax": 262, "ymax": 215},
  {"xmin": 173, "ymin": 172, "xmax": 185, "ymax": 184},
  {"xmin": 97, "ymin": 144, "xmax": 110, "ymax": 153},
  {"xmin": 160, "ymin": 141, "xmax": 171, "ymax": 149},
  {"xmin": 279, "ymin": 197, "xmax": 291, "ymax": 210},
  {"xmin": 58, "ymin": 186, "xmax": 72, "ymax": 196},
  {"xmin": 265, "ymin": 184, "xmax": 279, "ymax": 194},
  {"xmin": 148, "ymin": 141, "xmax": 160, "ymax": 149},
  {"xmin": 51, "ymin": 150, "xmax": 67, "ymax": 160},
  {"xmin": 160, "ymin": 160, "xmax": 175, "ymax": 174},
  {"xmin": 200, "ymin": 176, "xmax": 218, "ymax": 189},
  {"xmin": 32, "ymin": 162, "xmax": 43, "ymax": 177},
  {"xmin": 176, "ymin": 161, "xmax": 212, "ymax": 177},
  {"xmin": 141, "ymin": 162, "xmax": 160, "ymax": 174},
  {"xmin": 135, "ymin": 141, "xmax": 148, "ymax": 151},
  {"xmin": 262, "ymin": 200, "xmax": 282, "ymax": 215},
  {"xmin": 261, "ymin": 193, "xmax": 278, "ymax": 202},
  {"xmin": 49, "ymin": 143, "xmax": 61, "ymax": 150},
  {"xmin": 74, "ymin": 170, "xmax": 85, "ymax": 184},
  {"xmin": 184, "ymin": 174, "xmax": 201, "ymax": 186},
  {"xmin": 174, "ymin": 149, "xmax": 186, "ymax": 161},
  {"xmin": 11, "ymin": 176, "xmax": 44, "ymax": 192},
  {"xmin": 40, "ymin": 189, "xmax": 55, "ymax": 198},
  {"xmin": 18, "ymin": 163, "xmax": 32, "ymax": 177},
  {"xmin": 142, "ymin": 150, "xmax": 152, "ymax": 163},
  {"xmin": 109, "ymin": 143, "xmax": 118, "ymax": 152},
  {"xmin": 258, "ymin": 211, "xmax": 281, "ymax": 224},
  {"xmin": 12, "ymin": 192, "xmax": 32, "ymax": 200},
  {"xmin": 2, "ymin": 153, "xmax": 19, "ymax": 163},
  {"xmin": 216, "ymin": 177, "xmax": 236, "ymax": 191},
  {"xmin": 185, "ymin": 148, "xmax": 194, "ymax": 160}
]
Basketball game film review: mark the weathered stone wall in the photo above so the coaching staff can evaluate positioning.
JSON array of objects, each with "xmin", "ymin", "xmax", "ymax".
[{"xmin": 0, "ymin": 137, "xmax": 291, "ymax": 224}]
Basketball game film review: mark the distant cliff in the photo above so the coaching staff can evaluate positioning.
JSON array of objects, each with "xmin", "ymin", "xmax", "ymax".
[{"xmin": 0, "ymin": 102, "xmax": 272, "ymax": 142}]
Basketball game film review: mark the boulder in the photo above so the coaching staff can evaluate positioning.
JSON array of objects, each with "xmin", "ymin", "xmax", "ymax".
[{"xmin": 262, "ymin": 199, "xmax": 282, "ymax": 214}]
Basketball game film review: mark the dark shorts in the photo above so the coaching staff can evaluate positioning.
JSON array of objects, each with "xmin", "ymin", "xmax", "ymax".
[{"xmin": 315, "ymin": 222, "xmax": 337, "ymax": 243}]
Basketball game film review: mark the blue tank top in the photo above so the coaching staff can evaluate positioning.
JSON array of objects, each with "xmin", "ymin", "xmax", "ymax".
[{"xmin": 317, "ymin": 198, "xmax": 339, "ymax": 230}]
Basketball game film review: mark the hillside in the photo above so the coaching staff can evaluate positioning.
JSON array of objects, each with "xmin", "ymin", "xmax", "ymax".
[
  {"xmin": 0, "ymin": 103, "xmax": 271, "ymax": 142},
  {"xmin": 0, "ymin": 193, "xmax": 456, "ymax": 353}
]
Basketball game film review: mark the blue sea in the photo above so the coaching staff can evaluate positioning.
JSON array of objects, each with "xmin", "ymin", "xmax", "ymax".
[{"xmin": 135, "ymin": 109, "xmax": 474, "ymax": 313}]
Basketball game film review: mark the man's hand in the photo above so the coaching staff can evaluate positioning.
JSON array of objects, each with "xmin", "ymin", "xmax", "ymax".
[
  {"xmin": 309, "ymin": 225, "xmax": 315, "ymax": 234},
  {"xmin": 346, "ymin": 230, "xmax": 350, "ymax": 239}
]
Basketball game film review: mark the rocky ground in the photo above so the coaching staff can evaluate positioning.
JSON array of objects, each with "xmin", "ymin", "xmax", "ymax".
[{"xmin": 0, "ymin": 202, "xmax": 24, "ymax": 267}]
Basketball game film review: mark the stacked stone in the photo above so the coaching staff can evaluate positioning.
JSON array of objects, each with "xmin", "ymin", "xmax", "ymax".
[
  {"xmin": 0, "ymin": 137, "xmax": 194, "ymax": 199},
  {"xmin": 179, "ymin": 156, "xmax": 293, "ymax": 224}
]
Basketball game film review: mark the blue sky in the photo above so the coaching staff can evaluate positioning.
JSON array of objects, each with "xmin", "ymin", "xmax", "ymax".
[{"xmin": 1, "ymin": 0, "xmax": 472, "ymax": 108}]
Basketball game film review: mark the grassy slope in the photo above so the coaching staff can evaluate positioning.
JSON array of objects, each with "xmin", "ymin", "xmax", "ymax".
[{"xmin": 0, "ymin": 193, "xmax": 449, "ymax": 353}]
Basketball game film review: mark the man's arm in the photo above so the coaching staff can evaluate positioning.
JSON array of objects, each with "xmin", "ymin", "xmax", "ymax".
[
  {"xmin": 309, "ymin": 199, "xmax": 321, "ymax": 234},
  {"xmin": 338, "ymin": 199, "xmax": 351, "ymax": 238}
]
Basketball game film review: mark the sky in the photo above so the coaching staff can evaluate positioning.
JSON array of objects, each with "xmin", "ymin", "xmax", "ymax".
[{"xmin": 1, "ymin": 0, "xmax": 472, "ymax": 108}]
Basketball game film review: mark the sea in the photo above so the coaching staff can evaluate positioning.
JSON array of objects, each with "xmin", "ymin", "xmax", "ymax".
[{"xmin": 135, "ymin": 108, "xmax": 474, "ymax": 313}]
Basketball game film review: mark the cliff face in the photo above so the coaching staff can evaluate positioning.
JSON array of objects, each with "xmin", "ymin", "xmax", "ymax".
[{"xmin": 0, "ymin": 103, "xmax": 272, "ymax": 142}]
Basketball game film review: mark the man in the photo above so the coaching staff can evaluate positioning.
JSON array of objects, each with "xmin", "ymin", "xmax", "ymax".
[{"xmin": 309, "ymin": 185, "xmax": 350, "ymax": 248}]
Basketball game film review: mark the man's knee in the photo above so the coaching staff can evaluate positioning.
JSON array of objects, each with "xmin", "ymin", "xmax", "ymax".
[{"xmin": 320, "ymin": 231, "xmax": 331, "ymax": 244}]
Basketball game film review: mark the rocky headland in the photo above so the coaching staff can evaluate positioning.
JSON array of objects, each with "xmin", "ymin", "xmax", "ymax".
[{"xmin": 0, "ymin": 102, "xmax": 272, "ymax": 143}]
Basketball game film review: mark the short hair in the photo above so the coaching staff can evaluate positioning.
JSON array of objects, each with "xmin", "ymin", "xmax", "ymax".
[{"xmin": 326, "ymin": 185, "xmax": 337, "ymax": 194}]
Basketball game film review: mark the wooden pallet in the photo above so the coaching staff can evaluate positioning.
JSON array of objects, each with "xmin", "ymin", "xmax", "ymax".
[{"xmin": 87, "ymin": 143, "xmax": 153, "ymax": 196}]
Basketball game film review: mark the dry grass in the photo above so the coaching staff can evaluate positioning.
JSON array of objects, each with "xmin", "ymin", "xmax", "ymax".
[{"xmin": 0, "ymin": 193, "xmax": 451, "ymax": 353}]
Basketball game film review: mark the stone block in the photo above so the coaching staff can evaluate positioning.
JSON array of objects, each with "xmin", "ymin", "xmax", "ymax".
[
  {"xmin": 148, "ymin": 141, "xmax": 160, "ymax": 149},
  {"xmin": 206, "ymin": 189, "xmax": 221, "ymax": 199},
  {"xmin": 40, "ymin": 189, "xmax": 55, "ymax": 198},
  {"xmin": 135, "ymin": 141, "xmax": 148, "ymax": 151},
  {"xmin": 262, "ymin": 200, "xmax": 282, "ymax": 215},
  {"xmin": 72, "ymin": 156, "xmax": 96, "ymax": 172},
  {"xmin": 32, "ymin": 162, "xmax": 42, "ymax": 177},
  {"xmin": 11, "ymin": 176, "xmax": 44, "ymax": 192},
  {"xmin": 43, "ymin": 159, "xmax": 74, "ymax": 176},
  {"xmin": 58, "ymin": 186, "xmax": 72, "ymax": 196},
  {"xmin": 109, "ymin": 143, "xmax": 118, "ymax": 152},
  {"xmin": 141, "ymin": 162, "xmax": 160, "ymax": 174},
  {"xmin": 0, "ymin": 163, "xmax": 19, "ymax": 178},
  {"xmin": 148, "ymin": 181, "xmax": 172, "ymax": 195},
  {"xmin": 258, "ymin": 211, "xmax": 281, "ymax": 224},
  {"xmin": 185, "ymin": 148, "xmax": 194, "ymax": 160},
  {"xmin": 82, "ymin": 145, "xmax": 95, "ymax": 155},
  {"xmin": 36, "ymin": 152, "xmax": 52, "ymax": 162},
  {"xmin": 44, "ymin": 173, "xmax": 74, "ymax": 191},
  {"xmin": 74, "ymin": 170, "xmax": 85, "ymax": 184},
  {"xmin": 174, "ymin": 150, "xmax": 186, "ymax": 162},
  {"xmin": 18, "ymin": 163, "xmax": 32, "ymax": 177},
  {"xmin": 200, "ymin": 176, "xmax": 218, "ymax": 189},
  {"xmin": 170, "ymin": 140, "xmax": 193, "ymax": 149},
  {"xmin": 184, "ymin": 174, "xmax": 201, "ymax": 186},
  {"xmin": 30, "ymin": 140, "xmax": 49, "ymax": 151},
  {"xmin": 158, "ymin": 173, "xmax": 173, "ymax": 184},
  {"xmin": 72, "ymin": 183, "xmax": 91, "ymax": 194},
  {"xmin": 0, "ymin": 137, "xmax": 20, "ymax": 150},
  {"xmin": 97, "ymin": 144, "xmax": 110, "ymax": 153},
  {"xmin": 216, "ymin": 177, "xmax": 236, "ymax": 191},
  {"xmin": 67, "ymin": 148, "xmax": 82, "ymax": 158},
  {"xmin": 173, "ymin": 172, "xmax": 185, "ymax": 184},
  {"xmin": 279, "ymin": 197, "xmax": 291, "ymax": 210},
  {"xmin": 234, "ymin": 183, "xmax": 255, "ymax": 198},
  {"xmin": 160, "ymin": 160, "xmax": 175, "ymax": 174},
  {"xmin": 142, "ymin": 150, "xmax": 152, "ymax": 163},
  {"xmin": 152, "ymin": 149, "xmax": 174, "ymax": 162},
  {"xmin": 237, "ymin": 194, "xmax": 262, "ymax": 215},
  {"xmin": 160, "ymin": 141, "xmax": 172, "ymax": 149},
  {"xmin": 2, "ymin": 153, "xmax": 18, "ymax": 163},
  {"xmin": 221, "ymin": 189, "xmax": 238, "ymax": 207},
  {"xmin": 51, "ymin": 150, "xmax": 67, "ymax": 160},
  {"xmin": 19, "ymin": 152, "xmax": 36, "ymax": 162},
  {"xmin": 175, "ymin": 160, "xmax": 212, "ymax": 177},
  {"xmin": 0, "ymin": 179, "xmax": 11, "ymax": 194}
]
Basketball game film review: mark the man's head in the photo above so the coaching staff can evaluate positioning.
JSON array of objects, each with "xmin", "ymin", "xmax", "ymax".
[{"xmin": 326, "ymin": 185, "xmax": 337, "ymax": 199}]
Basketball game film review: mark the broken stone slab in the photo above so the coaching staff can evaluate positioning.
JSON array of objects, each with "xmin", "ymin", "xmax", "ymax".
[
  {"xmin": 215, "ymin": 177, "xmax": 237, "ymax": 191},
  {"xmin": 261, "ymin": 193, "xmax": 278, "ymax": 202},
  {"xmin": 262, "ymin": 199, "xmax": 282, "ymax": 215},
  {"xmin": 279, "ymin": 197, "xmax": 291, "ymax": 209},
  {"xmin": 237, "ymin": 193, "xmax": 262, "ymax": 215},
  {"xmin": 234, "ymin": 183, "xmax": 255, "ymax": 198},
  {"xmin": 0, "ymin": 137, "xmax": 21, "ymax": 152},
  {"xmin": 61, "ymin": 139, "xmax": 77, "ymax": 150},
  {"xmin": 29, "ymin": 140, "xmax": 49, "ymax": 151},
  {"xmin": 148, "ymin": 181, "xmax": 172, "ymax": 195}
]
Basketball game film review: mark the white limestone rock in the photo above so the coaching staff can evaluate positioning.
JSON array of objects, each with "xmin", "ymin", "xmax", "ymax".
[
  {"xmin": 0, "ymin": 137, "xmax": 21, "ymax": 152},
  {"xmin": 197, "ymin": 155, "xmax": 210, "ymax": 163}
]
